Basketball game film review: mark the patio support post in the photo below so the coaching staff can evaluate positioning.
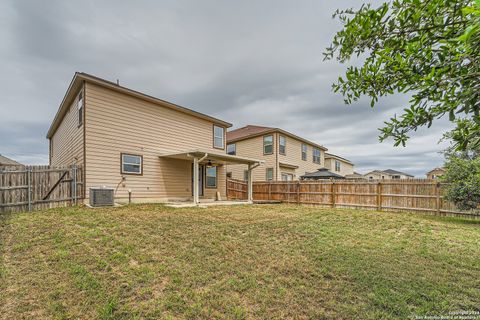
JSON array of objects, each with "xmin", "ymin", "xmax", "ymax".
[
  {"xmin": 247, "ymin": 164, "xmax": 253, "ymax": 203},
  {"xmin": 193, "ymin": 157, "xmax": 199, "ymax": 205}
]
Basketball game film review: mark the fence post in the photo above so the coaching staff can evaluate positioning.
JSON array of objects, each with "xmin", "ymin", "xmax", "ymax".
[
  {"xmin": 72, "ymin": 165, "xmax": 77, "ymax": 205},
  {"xmin": 268, "ymin": 182, "xmax": 272, "ymax": 200},
  {"xmin": 27, "ymin": 167, "xmax": 32, "ymax": 212},
  {"xmin": 297, "ymin": 181, "xmax": 300, "ymax": 204},
  {"xmin": 331, "ymin": 180, "xmax": 336, "ymax": 208},
  {"xmin": 435, "ymin": 182, "xmax": 440, "ymax": 214},
  {"xmin": 377, "ymin": 182, "xmax": 382, "ymax": 211}
]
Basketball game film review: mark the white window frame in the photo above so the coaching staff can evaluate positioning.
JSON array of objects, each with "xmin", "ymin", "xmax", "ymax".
[
  {"xmin": 335, "ymin": 160, "xmax": 341, "ymax": 172},
  {"xmin": 313, "ymin": 148, "xmax": 321, "ymax": 164},
  {"xmin": 227, "ymin": 143, "xmax": 236, "ymax": 155},
  {"xmin": 266, "ymin": 168, "xmax": 274, "ymax": 181},
  {"xmin": 213, "ymin": 125, "xmax": 225, "ymax": 149},
  {"xmin": 205, "ymin": 166, "xmax": 217, "ymax": 188},
  {"xmin": 279, "ymin": 135, "xmax": 286, "ymax": 155},
  {"xmin": 121, "ymin": 153, "xmax": 142, "ymax": 175},
  {"xmin": 301, "ymin": 144, "xmax": 307, "ymax": 161},
  {"xmin": 263, "ymin": 135, "xmax": 273, "ymax": 154},
  {"xmin": 77, "ymin": 91, "xmax": 84, "ymax": 126}
]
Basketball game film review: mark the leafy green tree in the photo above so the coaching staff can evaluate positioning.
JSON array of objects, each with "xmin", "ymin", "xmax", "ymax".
[
  {"xmin": 442, "ymin": 119, "xmax": 480, "ymax": 160},
  {"xmin": 442, "ymin": 156, "xmax": 480, "ymax": 211},
  {"xmin": 325, "ymin": 0, "xmax": 480, "ymax": 150}
]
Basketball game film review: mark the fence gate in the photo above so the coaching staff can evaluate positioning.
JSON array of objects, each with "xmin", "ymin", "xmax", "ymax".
[{"xmin": 0, "ymin": 165, "xmax": 84, "ymax": 213}]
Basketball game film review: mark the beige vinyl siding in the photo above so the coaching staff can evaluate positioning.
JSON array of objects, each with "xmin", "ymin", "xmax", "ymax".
[
  {"xmin": 84, "ymin": 82, "xmax": 227, "ymax": 202},
  {"xmin": 227, "ymin": 133, "xmax": 325, "ymax": 181},
  {"xmin": 50, "ymin": 86, "xmax": 84, "ymax": 167},
  {"xmin": 277, "ymin": 136, "xmax": 324, "ymax": 180},
  {"xmin": 324, "ymin": 158, "xmax": 354, "ymax": 177},
  {"xmin": 227, "ymin": 134, "xmax": 277, "ymax": 181}
]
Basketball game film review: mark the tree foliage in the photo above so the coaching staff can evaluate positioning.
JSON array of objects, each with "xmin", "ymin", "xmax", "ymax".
[
  {"xmin": 325, "ymin": 0, "xmax": 480, "ymax": 149},
  {"xmin": 442, "ymin": 156, "xmax": 480, "ymax": 211}
]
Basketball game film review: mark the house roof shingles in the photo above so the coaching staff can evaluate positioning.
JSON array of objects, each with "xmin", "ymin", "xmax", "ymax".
[
  {"xmin": 301, "ymin": 168, "xmax": 345, "ymax": 179},
  {"xmin": 324, "ymin": 152, "xmax": 353, "ymax": 164},
  {"xmin": 0, "ymin": 154, "xmax": 21, "ymax": 166},
  {"xmin": 366, "ymin": 169, "xmax": 414, "ymax": 177},
  {"xmin": 227, "ymin": 125, "xmax": 327, "ymax": 151},
  {"xmin": 47, "ymin": 72, "xmax": 232, "ymax": 139}
]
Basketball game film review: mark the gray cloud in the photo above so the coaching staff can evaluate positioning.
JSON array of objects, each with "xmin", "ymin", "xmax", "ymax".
[{"xmin": 0, "ymin": 0, "xmax": 450, "ymax": 177}]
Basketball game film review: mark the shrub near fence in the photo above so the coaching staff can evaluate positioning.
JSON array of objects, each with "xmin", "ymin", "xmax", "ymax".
[
  {"xmin": 226, "ymin": 178, "xmax": 479, "ymax": 218},
  {"xmin": 0, "ymin": 165, "xmax": 83, "ymax": 213}
]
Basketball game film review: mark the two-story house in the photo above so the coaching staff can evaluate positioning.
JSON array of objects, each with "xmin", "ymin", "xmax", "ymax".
[
  {"xmin": 225, "ymin": 125, "xmax": 329, "ymax": 181},
  {"xmin": 324, "ymin": 153, "xmax": 354, "ymax": 177},
  {"xmin": 47, "ymin": 73, "xmax": 262, "ymax": 204}
]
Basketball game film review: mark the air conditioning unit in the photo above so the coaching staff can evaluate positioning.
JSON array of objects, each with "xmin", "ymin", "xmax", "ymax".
[{"xmin": 89, "ymin": 187, "xmax": 115, "ymax": 207}]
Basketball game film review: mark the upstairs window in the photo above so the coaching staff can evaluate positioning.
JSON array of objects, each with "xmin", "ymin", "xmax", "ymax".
[
  {"xmin": 266, "ymin": 168, "xmax": 274, "ymax": 181},
  {"xmin": 121, "ymin": 153, "xmax": 142, "ymax": 175},
  {"xmin": 213, "ymin": 125, "xmax": 224, "ymax": 149},
  {"xmin": 335, "ymin": 160, "xmax": 341, "ymax": 172},
  {"xmin": 313, "ymin": 148, "xmax": 321, "ymax": 164},
  {"xmin": 263, "ymin": 135, "xmax": 273, "ymax": 154},
  {"xmin": 279, "ymin": 135, "xmax": 286, "ymax": 155},
  {"xmin": 227, "ymin": 143, "xmax": 236, "ymax": 155},
  {"xmin": 301, "ymin": 144, "xmax": 307, "ymax": 161},
  {"xmin": 77, "ymin": 91, "xmax": 84, "ymax": 126},
  {"xmin": 206, "ymin": 166, "xmax": 217, "ymax": 188}
]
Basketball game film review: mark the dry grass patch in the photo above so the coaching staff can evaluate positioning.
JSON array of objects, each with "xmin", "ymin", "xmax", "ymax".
[{"xmin": 1, "ymin": 204, "xmax": 479, "ymax": 319}]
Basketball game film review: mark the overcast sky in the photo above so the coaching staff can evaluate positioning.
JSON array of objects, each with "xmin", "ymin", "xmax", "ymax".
[{"xmin": 0, "ymin": 0, "xmax": 451, "ymax": 176}]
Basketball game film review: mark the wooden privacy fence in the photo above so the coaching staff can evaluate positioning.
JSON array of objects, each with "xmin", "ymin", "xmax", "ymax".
[
  {"xmin": 227, "ymin": 179, "xmax": 479, "ymax": 218},
  {"xmin": 0, "ymin": 165, "xmax": 83, "ymax": 213}
]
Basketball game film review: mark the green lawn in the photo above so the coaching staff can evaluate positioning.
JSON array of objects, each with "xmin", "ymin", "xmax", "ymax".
[{"xmin": 1, "ymin": 204, "xmax": 479, "ymax": 319}]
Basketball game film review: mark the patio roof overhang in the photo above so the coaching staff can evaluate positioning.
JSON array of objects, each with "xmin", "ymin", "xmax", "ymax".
[
  {"xmin": 159, "ymin": 149, "xmax": 263, "ymax": 205},
  {"xmin": 158, "ymin": 149, "xmax": 264, "ymax": 166}
]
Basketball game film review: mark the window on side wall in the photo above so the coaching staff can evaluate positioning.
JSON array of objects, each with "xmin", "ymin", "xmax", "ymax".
[
  {"xmin": 121, "ymin": 153, "xmax": 142, "ymax": 175},
  {"xmin": 313, "ymin": 148, "xmax": 321, "ymax": 164},
  {"xmin": 301, "ymin": 144, "xmax": 307, "ymax": 161},
  {"xmin": 244, "ymin": 170, "xmax": 249, "ymax": 181},
  {"xmin": 335, "ymin": 160, "xmax": 341, "ymax": 172},
  {"xmin": 266, "ymin": 168, "xmax": 273, "ymax": 181},
  {"xmin": 78, "ymin": 91, "xmax": 84, "ymax": 126},
  {"xmin": 263, "ymin": 135, "xmax": 273, "ymax": 154},
  {"xmin": 279, "ymin": 135, "xmax": 286, "ymax": 155},
  {"xmin": 227, "ymin": 143, "xmax": 236, "ymax": 155},
  {"xmin": 206, "ymin": 166, "xmax": 217, "ymax": 188},
  {"xmin": 213, "ymin": 125, "xmax": 224, "ymax": 149}
]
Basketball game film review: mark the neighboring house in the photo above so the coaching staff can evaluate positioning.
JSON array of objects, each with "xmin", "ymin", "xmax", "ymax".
[
  {"xmin": 47, "ymin": 72, "xmax": 262, "ymax": 204},
  {"xmin": 426, "ymin": 167, "xmax": 446, "ymax": 179},
  {"xmin": 324, "ymin": 153, "xmax": 354, "ymax": 177},
  {"xmin": 345, "ymin": 172, "xmax": 366, "ymax": 180},
  {"xmin": 364, "ymin": 169, "xmax": 414, "ymax": 180},
  {"xmin": 0, "ymin": 154, "xmax": 22, "ymax": 169},
  {"xmin": 225, "ymin": 125, "xmax": 328, "ymax": 181},
  {"xmin": 301, "ymin": 168, "xmax": 345, "ymax": 180}
]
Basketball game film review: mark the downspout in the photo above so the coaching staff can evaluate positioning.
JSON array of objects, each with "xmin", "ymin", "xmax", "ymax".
[
  {"xmin": 247, "ymin": 161, "xmax": 261, "ymax": 203},
  {"xmin": 187, "ymin": 153, "xmax": 208, "ymax": 205},
  {"xmin": 198, "ymin": 153, "xmax": 208, "ymax": 163}
]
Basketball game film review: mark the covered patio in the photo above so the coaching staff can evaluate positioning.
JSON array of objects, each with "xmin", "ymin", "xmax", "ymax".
[{"xmin": 159, "ymin": 149, "xmax": 263, "ymax": 205}]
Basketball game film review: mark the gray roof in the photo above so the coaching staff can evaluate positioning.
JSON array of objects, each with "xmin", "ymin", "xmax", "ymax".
[
  {"xmin": 301, "ymin": 168, "xmax": 345, "ymax": 179},
  {"xmin": 0, "ymin": 154, "xmax": 21, "ymax": 166},
  {"xmin": 324, "ymin": 153, "xmax": 353, "ymax": 164},
  {"xmin": 382, "ymin": 169, "xmax": 414, "ymax": 177}
]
